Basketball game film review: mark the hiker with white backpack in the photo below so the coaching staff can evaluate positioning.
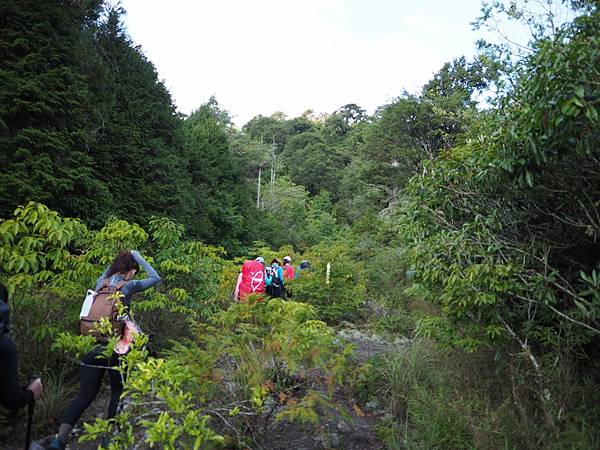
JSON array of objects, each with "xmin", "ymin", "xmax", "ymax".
[{"xmin": 34, "ymin": 250, "xmax": 160, "ymax": 450}]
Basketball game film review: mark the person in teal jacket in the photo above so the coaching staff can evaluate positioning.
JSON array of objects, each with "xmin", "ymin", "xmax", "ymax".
[{"xmin": 266, "ymin": 258, "xmax": 284, "ymax": 298}]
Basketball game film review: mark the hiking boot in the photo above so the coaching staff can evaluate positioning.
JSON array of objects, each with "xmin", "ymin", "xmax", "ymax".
[
  {"xmin": 46, "ymin": 436, "xmax": 66, "ymax": 450},
  {"xmin": 100, "ymin": 433, "xmax": 111, "ymax": 448},
  {"xmin": 29, "ymin": 436, "xmax": 65, "ymax": 450}
]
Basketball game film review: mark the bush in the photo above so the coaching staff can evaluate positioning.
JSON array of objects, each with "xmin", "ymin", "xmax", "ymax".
[
  {"xmin": 355, "ymin": 338, "xmax": 600, "ymax": 450},
  {"xmin": 79, "ymin": 299, "xmax": 354, "ymax": 448},
  {"xmin": 293, "ymin": 239, "xmax": 367, "ymax": 323},
  {"xmin": 0, "ymin": 203, "xmax": 357, "ymax": 448}
]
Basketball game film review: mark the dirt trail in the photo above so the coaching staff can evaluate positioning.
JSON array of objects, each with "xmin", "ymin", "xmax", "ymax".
[
  {"xmin": 253, "ymin": 326, "xmax": 408, "ymax": 450},
  {"xmin": 3, "ymin": 327, "xmax": 404, "ymax": 449}
]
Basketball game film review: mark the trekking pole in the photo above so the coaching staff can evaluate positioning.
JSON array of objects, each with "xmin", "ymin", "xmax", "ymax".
[
  {"xmin": 24, "ymin": 399, "xmax": 34, "ymax": 450},
  {"xmin": 24, "ymin": 375, "xmax": 40, "ymax": 450}
]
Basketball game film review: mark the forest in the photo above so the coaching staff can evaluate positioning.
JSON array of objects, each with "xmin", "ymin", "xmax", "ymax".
[{"xmin": 1, "ymin": 0, "xmax": 599, "ymax": 448}]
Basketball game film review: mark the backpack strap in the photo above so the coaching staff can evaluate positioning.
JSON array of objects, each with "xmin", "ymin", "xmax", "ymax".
[
  {"xmin": 98, "ymin": 278, "xmax": 128, "ymax": 293},
  {"xmin": 114, "ymin": 280, "xmax": 128, "ymax": 290}
]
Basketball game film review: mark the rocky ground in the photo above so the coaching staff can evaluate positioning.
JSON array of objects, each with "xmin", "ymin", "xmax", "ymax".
[{"xmin": 3, "ymin": 325, "xmax": 406, "ymax": 450}]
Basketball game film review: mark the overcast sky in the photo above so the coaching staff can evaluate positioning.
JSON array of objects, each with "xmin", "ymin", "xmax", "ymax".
[{"xmin": 119, "ymin": 0, "xmax": 497, "ymax": 127}]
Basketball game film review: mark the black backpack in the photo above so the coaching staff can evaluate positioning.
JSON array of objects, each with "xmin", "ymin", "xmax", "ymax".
[
  {"xmin": 0, "ymin": 300, "xmax": 9, "ymax": 336},
  {"xmin": 267, "ymin": 268, "xmax": 283, "ymax": 298}
]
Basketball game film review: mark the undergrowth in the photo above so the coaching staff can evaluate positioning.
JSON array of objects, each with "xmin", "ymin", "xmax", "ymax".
[{"xmin": 354, "ymin": 339, "xmax": 600, "ymax": 450}]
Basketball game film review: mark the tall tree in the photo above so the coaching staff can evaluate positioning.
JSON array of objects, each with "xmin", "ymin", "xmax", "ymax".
[
  {"xmin": 182, "ymin": 99, "xmax": 254, "ymax": 253},
  {"xmin": 0, "ymin": 0, "xmax": 110, "ymax": 221},
  {"xmin": 91, "ymin": 8, "xmax": 194, "ymax": 227}
]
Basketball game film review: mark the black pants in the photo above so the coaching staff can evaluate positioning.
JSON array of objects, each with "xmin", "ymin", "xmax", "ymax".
[
  {"xmin": 62, "ymin": 345, "xmax": 123, "ymax": 426},
  {"xmin": 0, "ymin": 334, "xmax": 34, "ymax": 410}
]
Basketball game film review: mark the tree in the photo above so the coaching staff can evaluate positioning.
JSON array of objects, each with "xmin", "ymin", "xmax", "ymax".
[
  {"xmin": 396, "ymin": 3, "xmax": 600, "ymax": 432},
  {"xmin": 0, "ymin": 0, "xmax": 110, "ymax": 223},
  {"xmin": 323, "ymin": 103, "xmax": 367, "ymax": 141},
  {"xmin": 182, "ymin": 99, "xmax": 254, "ymax": 253},
  {"xmin": 242, "ymin": 114, "xmax": 289, "ymax": 151},
  {"xmin": 91, "ymin": 8, "xmax": 194, "ymax": 228},
  {"xmin": 282, "ymin": 132, "xmax": 348, "ymax": 197},
  {"xmin": 356, "ymin": 58, "xmax": 490, "ymax": 212}
]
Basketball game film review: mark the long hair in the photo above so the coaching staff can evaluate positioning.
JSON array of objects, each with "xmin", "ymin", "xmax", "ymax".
[{"xmin": 106, "ymin": 251, "xmax": 139, "ymax": 277}]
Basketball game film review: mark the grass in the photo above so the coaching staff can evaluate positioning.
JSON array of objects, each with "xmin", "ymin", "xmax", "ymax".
[
  {"xmin": 355, "ymin": 337, "xmax": 600, "ymax": 450},
  {"xmin": 35, "ymin": 370, "xmax": 78, "ymax": 433}
]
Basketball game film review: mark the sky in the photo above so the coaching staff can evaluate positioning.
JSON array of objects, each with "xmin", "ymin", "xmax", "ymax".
[{"xmin": 119, "ymin": 0, "xmax": 498, "ymax": 127}]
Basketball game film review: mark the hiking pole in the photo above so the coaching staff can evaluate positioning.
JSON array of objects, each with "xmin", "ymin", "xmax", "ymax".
[
  {"xmin": 25, "ymin": 400, "xmax": 33, "ymax": 450},
  {"xmin": 24, "ymin": 398, "xmax": 34, "ymax": 450},
  {"xmin": 24, "ymin": 375, "xmax": 40, "ymax": 450}
]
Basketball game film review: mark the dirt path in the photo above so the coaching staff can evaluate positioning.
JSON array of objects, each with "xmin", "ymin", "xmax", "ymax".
[
  {"xmin": 2, "ymin": 327, "xmax": 403, "ymax": 449},
  {"xmin": 1, "ymin": 385, "xmax": 112, "ymax": 450},
  {"xmin": 265, "ymin": 389, "xmax": 381, "ymax": 450},
  {"xmin": 257, "ymin": 326, "xmax": 407, "ymax": 450}
]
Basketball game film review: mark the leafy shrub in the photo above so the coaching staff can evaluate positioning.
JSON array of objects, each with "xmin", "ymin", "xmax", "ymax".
[
  {"xmin": 0, "ymin": 202, "xmax": 355, "ymax": 447},
  {"xmin": 390, "ymin": 7, "xmax": 600, "ymax": 441},
  {"xmin": 79, "ymin": 299, "xmax": 353, "ymax": 448},
  {"xmin": 293, "ymin": 239, "xmax": 367, "ymax": 323}
]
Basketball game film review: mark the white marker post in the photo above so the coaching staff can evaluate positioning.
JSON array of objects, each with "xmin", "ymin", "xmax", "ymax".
[{"xmin": 326, "ymin": 262, "xmax": 331, "ymax": 285}]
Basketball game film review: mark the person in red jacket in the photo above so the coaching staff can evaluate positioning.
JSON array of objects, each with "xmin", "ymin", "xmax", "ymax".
[
  {"xmin": 283, "ymin": 256, "xmax": 295, "ymax": 280},
  {"xmin": 282, "ymin": 256, "xmax": 295, "ymax": 298},
  {"xmin": 234, "ymin": 257, "xmax": 267, "ymax": 302}
]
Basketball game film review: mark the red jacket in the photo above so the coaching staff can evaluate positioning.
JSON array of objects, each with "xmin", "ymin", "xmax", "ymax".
[{"xmin": 283, "ymin": 263, "xmax": 295, "ymax": 280}]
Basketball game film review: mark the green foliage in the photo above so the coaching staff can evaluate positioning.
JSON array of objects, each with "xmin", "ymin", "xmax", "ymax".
[
  {"xmin": 381, "ymin": 5, "xmax": 600, "ymax": 446},
  {"xmin": 0, "ymin": 1, "xmax": 266, "ymax": 249},
  {"xmin": 356, "ymin": 56, "xmax": 487, "ymax": 213},
  {"xmin": 0, "ymin": 203, "xmax": 353, "ymax": 447},
  {"xmin": 0, "ymin": 202, "xmax": 233, "ymax": 371},
  {"xmin": 396, "ymin": 5, "xmax": 600, "ymax": 355},
  {"xmin": 299, "ymin": 191, "xmax": 339, "ymax": 247},
  {"xmin": 182, "ymin": 99, "xmax": 255, "ymax": 253},
  {"xmin": 281, "ymin": 131, "xmax": 349, "ymax": 197},
  {"xmin": 34, "ymin": 370, "xmax": 78, "ymax": 433},
  {"xmin": 293, "ymin": 239, "xmax": 366, "ymax": 323},
  {"xmin": 257, "ymin": 177, "xmax": 341, "ymax": 250},
  {"xmin": 79, "ymin": 297, "xmax": 352, "ymax": 448},
  {"xmin": 3, "ymin": 1, "xmax": 600, "ymax": 447},
  {"xmin": 356, "ymin": 342, "xmax": 478, "ymax": 449},
  {"xmin": 259, "ymin": 176, "xmax": 308, "ymax": 235},
  {"xmin": 92, "ymin": 8, "xmax": 197, "ymax": 230},
  {"xmin": 242, "ymin": 113, "xmax": 291, "ymax": 150},
  {"xmin": 0, "ymin": 0, "xmax": 111, "ymax": 223},
  {"xmin": 359, "ymin": 340, "xmax": 600, "ymax": 450},
  {"xmin": 0, "ymin": 202, "xmax": 86, "ymax": 291}
]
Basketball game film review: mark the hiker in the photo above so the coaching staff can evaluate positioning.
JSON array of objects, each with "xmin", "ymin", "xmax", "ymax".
[
  {"xmin": 0, "ymin": 284, "xmax": 43, "ymax": 410},
  {"xmin": 36, "ymin": 250, "xmax": 160, "ymax": 450},
  {"xmin": 234, "ymin": 257, "xmax": 267, "ymax": 302},
  {"xmin": 266, "ymin": 258, "xmax": 285, "ymax": 298},
  {"xmin": 282, "ymin": 256, "xmax": 295, "ymax": 280},
  {"xmin": 282, "ymin": 256, "xmax": 295, "ymax": 298},
  {"xmin": 296, "ymin": 260, "xmax": 311, "ymax": 278}
]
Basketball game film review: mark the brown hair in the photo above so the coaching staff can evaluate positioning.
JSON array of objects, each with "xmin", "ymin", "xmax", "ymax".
[{"xmin": 106, "ymin": 251, "xmax": 139, "ymax": 277}]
